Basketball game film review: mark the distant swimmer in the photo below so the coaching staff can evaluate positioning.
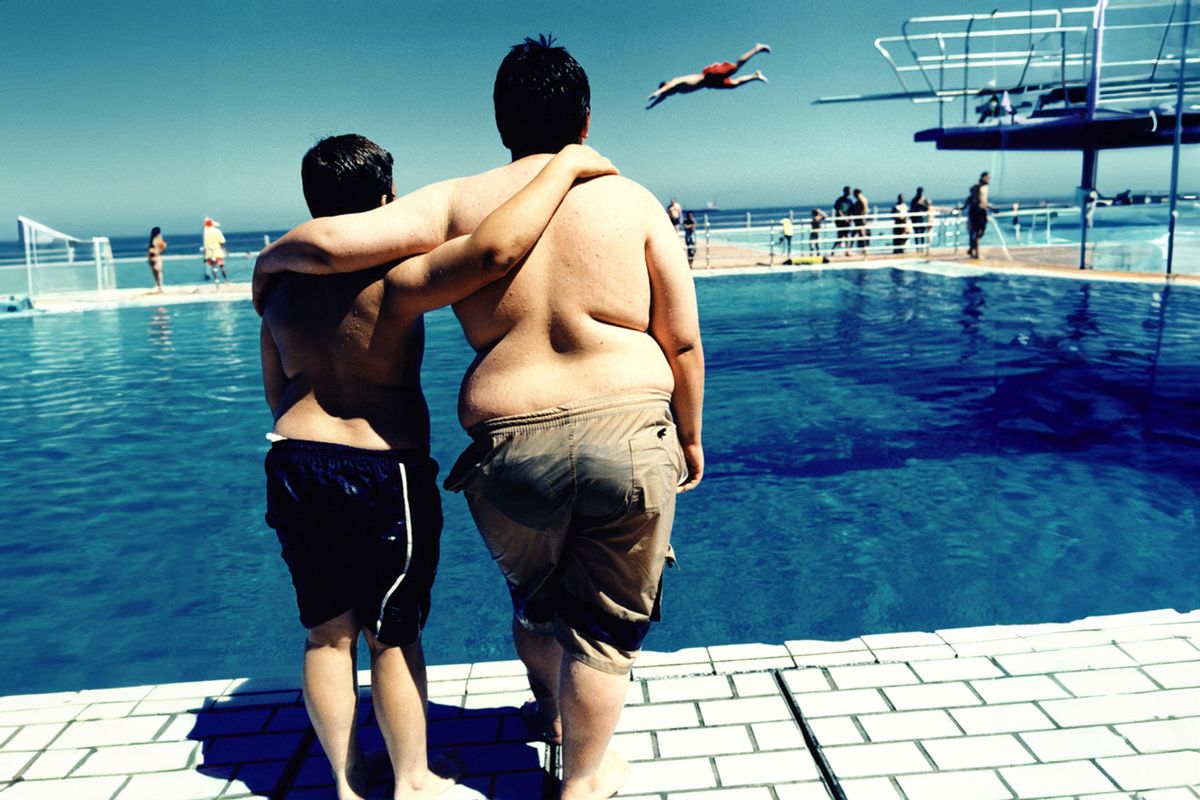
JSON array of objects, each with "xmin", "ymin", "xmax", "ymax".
[
  {"xmin": 910, "ymin": 187, "xmax": 932, "ymax": 251},
  {"xmin": 202, "ymin": 218, "xmax": 228, "ymax": 285},
  {"xmin": 891, "ymin": 194, "xmax": 911, "ymax": 255},
  {"xmin": 851, "ymin": 188, "xmax": 870, "ymax": 252},
  {"xmin": 832, "ymin": 186, "xmax": 854, "ymax": 254},
  {"xmin": 809, "ymin": 208, "xmax": 827, "ymax": 255},
  {"xmin": 778, "ymin": 216, "xmax": 793, "ymax": 259},
  {"xmin": 147, "ymin": 226, "xmax": 166, "ymax": 293},
  {"xmin": 666, "ymin": 197, "xmax": 682, "ymax": 229},
  {"xmin": 964, "ymin": 172, "xmax": 991, "ymax": 259},
  {"xmin": 646, "ymin": 43, "xmax": 770, "ymax": 110},
  {"xmin": 683, "ymin": 210, "xmax": 697, "ymax": 267}
]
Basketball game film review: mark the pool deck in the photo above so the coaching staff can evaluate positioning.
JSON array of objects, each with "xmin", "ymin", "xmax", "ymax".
[
  {"xmin": 22, "ymin": 283, "xmax": 253, "ymax": 315},
  {"xmin": 10, "ymin": 251, "xmax": 1199, "ymax": 318},
  {"xmin": 1, "ymin": 608, "xmax": 1196, "ymax": 799}
]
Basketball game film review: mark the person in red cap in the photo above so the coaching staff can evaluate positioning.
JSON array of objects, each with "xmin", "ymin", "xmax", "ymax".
[
  {"xmin": 646, "ymin": 43, "xmax": 770, "ymax": 109},
  {"xmin": 202, "ymin": 217, "xmax": 228, "ymax": 284}
]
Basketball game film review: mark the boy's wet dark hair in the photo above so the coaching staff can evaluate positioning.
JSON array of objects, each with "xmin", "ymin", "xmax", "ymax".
[
  {"xmin": 301, "ymin": 134, "xmax": 395, "ymax": 219},
  {"xmin": 494, "ymin": 34, "xmax": 590, "ymax": 159}
]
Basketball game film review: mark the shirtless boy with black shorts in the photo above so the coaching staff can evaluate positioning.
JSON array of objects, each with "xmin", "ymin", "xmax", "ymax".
[{"xmin": 260, "ymin": 134, "xmax": 614, "ymax": 800}]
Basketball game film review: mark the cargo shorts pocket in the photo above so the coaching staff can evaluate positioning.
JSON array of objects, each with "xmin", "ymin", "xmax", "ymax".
[
  {"xmin": 629, "ymin": 423, "xmax": 682, "ymax": 513},
  {"xmin": 443, "ymin": 440, "xmax": 489, "ymax": 494}
]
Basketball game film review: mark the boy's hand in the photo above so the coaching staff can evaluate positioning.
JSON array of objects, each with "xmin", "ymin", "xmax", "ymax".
[
  {"xmin": 556, "ymin": 144, "xmax": 618, "ymax": 180},
  {"xmin": 678, "ymin": 442, "xmax": 704, "ymax": 493}
]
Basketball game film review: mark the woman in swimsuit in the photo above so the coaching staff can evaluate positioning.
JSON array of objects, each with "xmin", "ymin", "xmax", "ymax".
[{"xmin": 147, "ymin": 226, "xmax": 166, "ymax": 293}]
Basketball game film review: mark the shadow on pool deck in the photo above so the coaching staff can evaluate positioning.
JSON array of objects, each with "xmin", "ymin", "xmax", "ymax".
[{"xmin": 188, "ymin": 685, "xmax": 549, "ymax": 799}]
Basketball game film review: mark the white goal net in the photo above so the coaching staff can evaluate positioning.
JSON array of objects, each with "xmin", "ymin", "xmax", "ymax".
[{"xmin": 3, "ymin": 216, "xmax": 116, "ymax": 298}]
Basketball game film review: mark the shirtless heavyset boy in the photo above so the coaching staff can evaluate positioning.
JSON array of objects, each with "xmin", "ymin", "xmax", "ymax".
[
  {"xmin": 260, "ymin": 134, "xmax": 615, "ymax": 800},
  {"xmin": 255, "ymin": 36, "xmax": 704, "ymax": 800}
]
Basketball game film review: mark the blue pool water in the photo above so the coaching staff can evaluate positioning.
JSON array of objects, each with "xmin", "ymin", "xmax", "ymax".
[{"xmin": 1, "ymin": 267, "xmax": 1197, "ymax": 695}]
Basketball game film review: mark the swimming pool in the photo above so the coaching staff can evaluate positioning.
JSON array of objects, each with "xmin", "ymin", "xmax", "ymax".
[{"xmin": 2, "ymin": 267, "xmax": 1197, "ymax": 695}]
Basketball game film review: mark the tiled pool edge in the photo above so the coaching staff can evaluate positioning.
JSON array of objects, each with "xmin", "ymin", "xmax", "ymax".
[
  {"xmin": 9, "ymin": 256, "xmax": 1200, "ymax": 319},
  {"xmin": 1, "ymin": 608, "xmax": 1196, "ymax": 799}
]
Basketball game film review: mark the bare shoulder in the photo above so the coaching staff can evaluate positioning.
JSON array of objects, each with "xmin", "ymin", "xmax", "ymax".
[{"xmin": 567, "ymin": 174, "xmax": 665, "ymax": 224}]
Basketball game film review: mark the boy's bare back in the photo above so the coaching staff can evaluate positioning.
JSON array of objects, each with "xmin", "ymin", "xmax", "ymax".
[
  {"xmin": 263, "ymin": 269, "xmax": 430, "ymax": 450},
  {"xmin": 442, "ymin": 156, "xmax": 679, "ymax": 427}
]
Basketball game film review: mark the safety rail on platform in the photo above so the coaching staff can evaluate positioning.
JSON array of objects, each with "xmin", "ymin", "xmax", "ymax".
[{"xmin": 680, "ymin": 205, "xmax": 1082, "ymax": 269}]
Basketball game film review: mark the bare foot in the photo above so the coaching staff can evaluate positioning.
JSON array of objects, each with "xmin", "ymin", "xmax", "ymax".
[
  {"xmin": 757, "ymin": 42, "xmax": 772, "ymax": 53},
  {"xmin": 331, "ymin": 747, "xmax": 394, "ymax": 800},
  {"xmin": 520, "ymin": 698, "xmax": 563, "ymax": 744},
  {"xmin": 386, "ymin": 751, "xmax": 464, "ymax": 799},
  {"xmin": 560, "ymin": 749, "xmax": 629, "ymax": 800},
  {"xmin": 756, "ymin": 70, "xmax": 768, "ymax": 84}
]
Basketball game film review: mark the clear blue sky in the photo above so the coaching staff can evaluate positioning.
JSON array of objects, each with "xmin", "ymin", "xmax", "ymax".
[{"xmin": 2, "ymin": 0, "xmax": 1195, "ymax": 238}]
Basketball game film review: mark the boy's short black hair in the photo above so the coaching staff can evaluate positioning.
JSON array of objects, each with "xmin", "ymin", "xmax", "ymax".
[
  {"xmin": 301, "ymin": 134, "xmax": 394, "ymax": 219},
  {"xmin": 494, "ymin": 34, "xmax": 590, "ymax": 159}
]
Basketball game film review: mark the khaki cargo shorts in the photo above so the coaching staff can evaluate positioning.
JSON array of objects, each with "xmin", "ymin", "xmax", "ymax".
[{"xmin": 444, "ymin": 390, "xmax": 685, "ymax": 674}]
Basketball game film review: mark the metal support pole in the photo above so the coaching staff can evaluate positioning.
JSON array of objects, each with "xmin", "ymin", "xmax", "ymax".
[
  {"xmin": 94, "ymin": 239, "xmax": 103, "ymax": 291},
  {"xmin": 23, "ymin": 220, "xmax": 35, "ymax": 299},
  {"xmin": 703, "ymin": 215, "xmax": 711, "ymax": 269},
  {"xmin": 1079, "ymin": 147, "xmax": 1098, "ymax": 269},
  {"xmin": 1166, "ymin": 0, "xmax": 1192, "ymax": 275},
  {"xmin": 1080, "ymin": 0, "xmax": 1108, "ymax": 270}
]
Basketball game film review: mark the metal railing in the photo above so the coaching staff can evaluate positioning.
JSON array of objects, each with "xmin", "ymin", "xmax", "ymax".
[
  {"xmin": 679, "ymin": 199, "xmax": 1199, "ymax": 274},
  {"xmin": 870, "ymin": 3, "xmax": 1200, "ymax": 127}
]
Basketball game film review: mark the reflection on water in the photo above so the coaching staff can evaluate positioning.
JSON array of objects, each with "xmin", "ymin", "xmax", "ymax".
[
  {"xmin": 148, "ymin": 306, "xmax": 173, "ymax": 350},
  {"xmin": 0, "ymin": 268, "xmax": 1196, "ymax": 694}
]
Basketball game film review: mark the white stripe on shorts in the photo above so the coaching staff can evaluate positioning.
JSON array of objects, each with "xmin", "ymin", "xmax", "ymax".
[{"xmin": 376, "ymin": 461, "xmax": 414, "ymax": 636}]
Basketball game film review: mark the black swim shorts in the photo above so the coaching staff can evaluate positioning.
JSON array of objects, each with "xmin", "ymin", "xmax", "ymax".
[{"xmin": 264, "ymin": 439, "xmax": 442, "ymax": 646}]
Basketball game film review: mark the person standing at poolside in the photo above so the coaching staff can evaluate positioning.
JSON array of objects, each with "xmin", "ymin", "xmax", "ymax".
[
  {"xmin": 778, "ymin": 215, "xmax": 793, "ymax": 260},
  {"xmin": 851, "ymin": 188, "xmax": 870, "ymax": 253},
  {"xmin": 809, "ymin": 207, "xmax": 827, "ymax": 255},
  {"xmin": 147, "ymin": 227, "xmax": 166, "ymax": 293},
  {"xmin": 965, "ymin": 171, "xmax": 990, "ymax": 259},
  {"xmin": 254, "ymin": 36, "xmax": 704, "ymax": 800},
  {"xmin": 645, "ymin": 43, "xmax": 769, "ymax": 109},
  {"xmin": 683, "ymin": 210, "xmax": 697, "ymax": 267},
  {"xmin": 261, "ymin": 133, "xmax": 616, "ymax": 800},
  {"xmin": 666, "ymin": 197, "xmax": 682, "ymax": 229},
  {"xmin": 910, "ymin": 187, "xmax": 932, "ymax": 251},
  {"xmin": 832, "ymin": 186, "xmax": 854, "ymax": 254},
  {"xmin": 891, "ymin": 194, "xmax": 911, "ymax": 255},
  {"xmin": 202, "ymin": 218, "xmax": 228, "ymax": 284}
]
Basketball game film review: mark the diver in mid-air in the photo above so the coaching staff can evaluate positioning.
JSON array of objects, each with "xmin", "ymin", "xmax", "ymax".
[{"xmin": 646, "ymin": 43, "xmax": 771, "ymax": 110}]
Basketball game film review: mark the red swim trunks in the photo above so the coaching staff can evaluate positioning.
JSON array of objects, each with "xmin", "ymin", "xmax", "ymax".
[{"xmin": 701, "ymin": 61, "xmax": 736, "ymax": 87}]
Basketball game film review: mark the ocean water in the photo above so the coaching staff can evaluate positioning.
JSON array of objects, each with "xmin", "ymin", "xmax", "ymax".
[{"xmin": 1, "ymin": 268, "xmax": 1197, "ymax": 695}]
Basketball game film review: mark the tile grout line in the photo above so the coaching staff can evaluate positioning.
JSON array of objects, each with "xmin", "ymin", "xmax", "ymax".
[
  {"xmin": 270, "ymin": 725, "xmax": 315, "ymax": 800},
  {"xmin": 772, "ymin": 670, "xmax": 847, "ymax": 800},
  {"xmin": 543, "ymin": 736, "xmax": 560, "ymax": 800}
]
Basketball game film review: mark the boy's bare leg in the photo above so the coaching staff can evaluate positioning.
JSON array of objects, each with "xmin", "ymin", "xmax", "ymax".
[
  {"xmin": 734, "ymin": 43, "xmax": 771, "ymax": 69},
  {"xmin": 558, "ymin": 656, "xmax": 630, "ymax": 800},
  {"xmin": 304, "ymin": 610, "xmax": 369, "ymax": 800},
  {"xmin": 367, "ymin": 633, "xmax": 458, "ymax": 799},
  {"xmin": 727, "ymin": 71, "xmax": 767, "ymax": 88},
  {"xmin": 513, "ymin": 618, "xmax": 563, "ymax": 743}
]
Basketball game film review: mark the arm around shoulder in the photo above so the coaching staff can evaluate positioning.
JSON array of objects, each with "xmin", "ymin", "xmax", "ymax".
[
  {"xmin": 251, "ymin": 178, "xmax": 460, "ymax": 312},
  {"xmin": 384, "ymin": 145, "xmax": 617, "ymax": 315}
]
